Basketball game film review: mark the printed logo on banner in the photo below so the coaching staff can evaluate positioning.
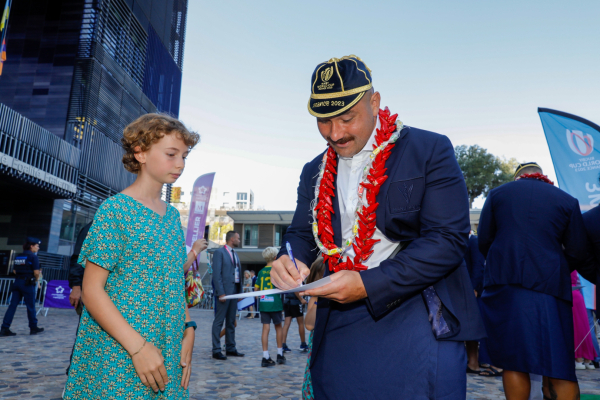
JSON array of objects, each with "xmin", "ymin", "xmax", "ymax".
[
  {"xmin": 566, "ymin": 130, "xmax": 594, "ymax": 157},
  {"xmin": 43, "ymin": 280, "xmax": 74, "ymax": 309},
  {"xmin": 194, "ymin": 201, "xmax": 205, "ymax": 214}
]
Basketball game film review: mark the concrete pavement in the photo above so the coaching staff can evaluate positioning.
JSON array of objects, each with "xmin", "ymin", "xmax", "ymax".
[{"xmin": 0, "ymin": 308, "xmax": 599, "ymax": 399}]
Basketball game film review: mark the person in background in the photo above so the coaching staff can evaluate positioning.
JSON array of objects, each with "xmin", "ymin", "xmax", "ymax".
[
  {"xmin": 571, "ymin": 271, "xmax": 597, "ymax": 369},
  {"xmin": 69, "ymin": 221, "xmax": 93, "ymax": 315},
  {"xmin": 464, "ymin": 231, "xmax": 501, "ymax": 377},
  {"xmin": 211, "ymin": 231, "xmax": 244, "ymax": 360},
  {"xmin": 478, "ymin": 162, "xmax": 597, "ymax": 400},
  {"xmin": 581, "ymin": 177, "xmax": 600, "ymax": 369},
  {"xmin": 243, "ymin": 270, "xmax": 255, "ymax": 319},
  {"xmin": 0, "ymin": 237, "xmax": 44, "ymax": 336},
  {"xmin": 281, "ymin": 291, "xmax": 308, "ymax": 353},
  {"xmin": 250, "ymin": 269, "xmax": 259, "ymax": 318},
  {"xmin": 302, "ymin": 258, "xmax": 325, "ymax": 400},
  {"xmin": 256, "ymin": 247, "xmax": 285, "ymax": 367}
]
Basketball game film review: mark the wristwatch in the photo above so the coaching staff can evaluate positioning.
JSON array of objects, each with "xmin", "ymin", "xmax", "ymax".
[{"xmin": 184, "ymin": 321, "xmax": 197, "ymax": 331}]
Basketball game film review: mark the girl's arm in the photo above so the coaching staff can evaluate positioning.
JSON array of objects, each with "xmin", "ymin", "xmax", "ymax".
[
  {"xmin": 304, "ymin": 296, "xmax": 318, "ymax": 331},
  {"xmin": 82, "ymin": 261, "xmax": 169, "ymax": 393},
  {"xmin": 183, "ymin": 239, "xmax": 208, "ymax": 273},
  {"xmin": 180, "ymin": 304, "xmax": 195, "ymax": 389}
]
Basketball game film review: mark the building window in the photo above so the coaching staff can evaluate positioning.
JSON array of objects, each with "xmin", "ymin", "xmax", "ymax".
[
  {"xmin": 274, "ymin": 225, "xmax": 288, "ymax": 247},
  {"xmin": 237, "ymin": 192, "xmax": 247, "ymax": 201},
  {"xmin": 244, "ymin": 224, "xmax": 258, "ymax": 247},
  {"xmin": 236, "ymin": 201, "xmax": 246, "ymax": 209}
]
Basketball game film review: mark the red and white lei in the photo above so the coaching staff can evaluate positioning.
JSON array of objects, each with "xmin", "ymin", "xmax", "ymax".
[
  {"xmin": 312, "ymin": 107, "xmax": 403, "ymax": 272},
  {"xmin": 515, "ymin": 172, "xmax": 554, "ymax": 185}
]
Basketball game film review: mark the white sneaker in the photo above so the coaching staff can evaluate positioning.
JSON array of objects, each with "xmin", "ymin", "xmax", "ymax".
[
  {"xmin": 575, "ymin": 361, "xmax": 586, "ymax": 370},
  {"xmin": 584, "ymin": 362, "xmax": 596, "ymax": 370}
]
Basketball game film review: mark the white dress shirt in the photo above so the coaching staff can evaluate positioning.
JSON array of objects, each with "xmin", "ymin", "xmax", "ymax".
[{"xmin": 337, "ymin": 119, "xmax": 399, "ymax": 269}]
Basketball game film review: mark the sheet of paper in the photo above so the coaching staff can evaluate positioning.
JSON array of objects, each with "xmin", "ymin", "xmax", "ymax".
[{"xmin": 223, "ymin": 276, "xmax": 332, "ymax": 300}]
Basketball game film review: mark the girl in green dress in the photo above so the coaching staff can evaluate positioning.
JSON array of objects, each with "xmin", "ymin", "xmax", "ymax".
[{"xmin": 64, "ymin": 114, "xmax": 206, "ymax": 399}]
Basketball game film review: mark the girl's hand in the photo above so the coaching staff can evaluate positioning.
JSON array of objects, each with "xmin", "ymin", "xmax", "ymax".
[
  {"xmin": 180, "ymin": 327, "xmax": 195, "ymax": 389},
  {"xmin": 192, "ymin": 238, "xmax": 208, "ymax": 254},
  {"xmin": 131, "ymin": 341, "xmax": 169, "ymax": 393}
]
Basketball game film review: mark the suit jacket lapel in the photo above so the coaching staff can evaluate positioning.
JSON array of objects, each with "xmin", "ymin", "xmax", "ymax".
[{"xmin": 376, "ymin": 126, "xmax": 411, "ymax": 233}]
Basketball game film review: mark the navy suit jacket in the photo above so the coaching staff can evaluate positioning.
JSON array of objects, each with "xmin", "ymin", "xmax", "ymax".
[
  {"xmin": 464, "ymin": 235, "xmax": 485, "ymax": 295},
  {"xmin": 278, "ymin": 126, "xmax": 486, "ymax": 342},
  {"xmin": 478, "ymin": 178, "xmax": 592, "ymax": 302},
  {"xmin": 582, "ymin": 205, "xmax": 600, "ymax": 289},
  {"xmin": 212, "ymin": 246, "xmax": 241, "ymax": 297}
]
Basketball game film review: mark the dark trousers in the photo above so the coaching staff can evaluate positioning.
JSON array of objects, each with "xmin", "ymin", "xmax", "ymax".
[
  {"xmin": 312, "ymin": 295, "xmax": 467, "ymax": 399},
  {"xmin": 2, "ymin": 279, "xmax": 38, "ymax": 330},
  {"xmin": 211, "ymin": 298, "xmax": 237, "ymax": 354}
]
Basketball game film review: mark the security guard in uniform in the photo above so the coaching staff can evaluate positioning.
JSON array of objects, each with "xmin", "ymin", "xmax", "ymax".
[{"xmin": 0, "ymin": 237, "xmax": 45, "ymax": 336}]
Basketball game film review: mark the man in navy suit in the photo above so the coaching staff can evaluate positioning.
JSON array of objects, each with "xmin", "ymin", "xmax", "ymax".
[
  {"xmin": 211, "ymin": 231, "xmax": 245, "ymax": 360},
  {"xmin": 478, "ymin": 162, "xmax": 596, "ymax": 400},
  {"xmin": 270, "ymin": 55, "xmax": 485, "ymax": 399}
]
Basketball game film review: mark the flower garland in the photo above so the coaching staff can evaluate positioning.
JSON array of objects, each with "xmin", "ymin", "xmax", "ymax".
[
  {"xmin": 312, "ymin": 107, "xmax": 403, "ymax": 272},
  {"xmin": 516, "ymin": 172, "xmax": 554, "ymax": 185}
]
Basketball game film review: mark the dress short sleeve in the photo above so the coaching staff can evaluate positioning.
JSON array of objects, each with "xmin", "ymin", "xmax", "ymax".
[{"xmin": 78, "ymin": 198, "xmax": 126, "ymax": 272}]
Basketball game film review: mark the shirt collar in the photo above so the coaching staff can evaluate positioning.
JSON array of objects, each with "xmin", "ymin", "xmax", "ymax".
[{"xmin": 339, "ymin": 118, "xmax": 380, "ymax": 160}]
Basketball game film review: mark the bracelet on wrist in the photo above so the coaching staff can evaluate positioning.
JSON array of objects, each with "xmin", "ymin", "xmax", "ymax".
[
  {"xmin": 184, "ymin": 321, "xmax": 197, "ymax": 331},
  {"xmin": 191, "ymin": 249, "xmax": 198, "ymax": 259},
  {"xmin": 130, "ymin": 339, "xmax": 146, "ymax": 358}
]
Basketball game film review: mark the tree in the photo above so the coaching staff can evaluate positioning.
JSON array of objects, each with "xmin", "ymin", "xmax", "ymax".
[
  {"xmin": 454, "ymin": 145, "xmax": 519, "ymax": 208},
  {"xmin": 209, "ymin": 221, "xmax": 233, "ymax": 243}
]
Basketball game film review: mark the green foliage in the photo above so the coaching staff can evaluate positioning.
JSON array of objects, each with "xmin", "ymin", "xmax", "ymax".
[
  {"xmin": 208, "ymin": 222, "xmax": 233, "ymax": 242},
  {"xmin": 454, "ymin": 144, "xmax": 519, "ymax": 208}
]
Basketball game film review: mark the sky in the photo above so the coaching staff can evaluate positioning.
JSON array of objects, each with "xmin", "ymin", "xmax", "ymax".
[{"xmin": 175, "ymin": 0, "xmax": 600, "ymax": 210}]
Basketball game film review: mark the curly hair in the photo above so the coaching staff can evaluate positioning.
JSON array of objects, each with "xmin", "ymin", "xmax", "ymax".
[{"xmin": 121, "ymin": 113, "xmax": 200, "ymax": 173}]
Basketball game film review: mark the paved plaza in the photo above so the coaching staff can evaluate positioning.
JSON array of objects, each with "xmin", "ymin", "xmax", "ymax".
[{"xmin": 0, "ymin": 308, "xmax": 599, "ymax": 399}]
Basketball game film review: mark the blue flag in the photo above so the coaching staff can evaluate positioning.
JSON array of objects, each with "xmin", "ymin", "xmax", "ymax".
[
  {"xmin": 538, "ymin": 107, "xmax": 600, "ymax": 211},
  {"xmin": 539, "ymin": 107, "xmax": 599, "ymax": 309}
]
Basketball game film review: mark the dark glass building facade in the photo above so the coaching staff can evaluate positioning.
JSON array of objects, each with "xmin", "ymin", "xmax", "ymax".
[{"xmin": 0, "ymin": 0, "xmax": 188, "ymax": 264}]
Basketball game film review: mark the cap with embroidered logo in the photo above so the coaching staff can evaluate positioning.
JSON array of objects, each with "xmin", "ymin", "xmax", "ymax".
[
  {"xmin": 514, "ymin": 162, "xmax": 542, "ymax": 178},
  {"xmin": 308, "ymin": 55, "xmax": 372, "ymax": 118}
]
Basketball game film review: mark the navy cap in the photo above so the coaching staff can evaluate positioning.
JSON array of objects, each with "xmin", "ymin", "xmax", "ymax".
[
  {"xmin": 26, "ymin": 237, "xmax": 41, "ymax": 245},
  {"xmin": 308, "ymin": 55, "xmax": 373, "ymax": 118},
  {"xmin": 514, "ymin": 162, "xmax": 541, "ymax": 178}
]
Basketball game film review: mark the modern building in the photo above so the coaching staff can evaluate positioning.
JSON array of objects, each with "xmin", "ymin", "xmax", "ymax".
[
  {"xmin": 226, "ymin": 210, "xmax": 293, "ymax": 274},
  {"xmin": 209, "ymin": 187, "xmax": 255, "ymax": 211},
  {"xmin": 0, "ymin": 0, "xmax": 188, "ymax": 276}
]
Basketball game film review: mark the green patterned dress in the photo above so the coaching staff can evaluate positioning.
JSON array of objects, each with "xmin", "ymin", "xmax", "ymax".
[{"xmin": 64, "ymin": 194, "xmax": 188, "ymax": 400}]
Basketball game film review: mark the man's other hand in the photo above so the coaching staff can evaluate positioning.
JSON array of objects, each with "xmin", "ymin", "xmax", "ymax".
[
  {"xmin": 70, "ymin": 286, "xmax": 82, "ymax": 308},
  {"xmin": 218, "ymin": 295, "xmax": 226, "ymax": 303},
  {"xmin": 300, "ymin": 270, "xmax": 367, "ymax": 304},
  {"xmin": 271, "ymin": 255, "xmax": 310, "ymax": 290}
]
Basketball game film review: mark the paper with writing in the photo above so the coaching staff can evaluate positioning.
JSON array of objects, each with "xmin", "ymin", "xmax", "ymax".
[{"xmin": 223, "ymin": 276, "xmax": 332, "ymax": 300}]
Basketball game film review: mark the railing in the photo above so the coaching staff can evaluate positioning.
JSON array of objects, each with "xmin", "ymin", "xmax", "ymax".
[
  {"xmin": 0, "ymin": 104, "xmax": 80, "ymax": 198},
  {"xmin": 0, "ymin": 278, "xmax": 48, "ymax": 316},
  {"xmin": 38, "ymin": 252, "xmax": 70, "ymax": 281}
]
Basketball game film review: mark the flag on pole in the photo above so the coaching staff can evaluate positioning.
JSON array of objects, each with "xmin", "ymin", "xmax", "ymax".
[
  {"xmin": 538, "ymin": 107, "xmax": 599, "ymax": 309},
  {"xmin": 185, "ymin": 173, "xmax": 216, "ymax": 254},
  {"xmin": 0, "ymin": 0, "xmax": 12, "ymax": 76}
]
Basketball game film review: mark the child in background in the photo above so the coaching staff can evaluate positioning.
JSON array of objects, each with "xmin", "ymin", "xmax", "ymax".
[
  {"xmin": 256, "ymin": 247, "xmax": 285, "ymax": 367},
  {"xmin": 302, "ymin": 257, "xmax": 325, "ymax": 400},
  {"xmin": 64, "ymin": 114, "xmax": 205, "ymax": 399}
]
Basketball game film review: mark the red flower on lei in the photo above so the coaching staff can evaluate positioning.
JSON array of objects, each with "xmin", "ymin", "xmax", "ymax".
[
  {"xmin": 315, "ymin": 107, "xmax": 399, "ymax": 273},
  {"xmin": 516, "ymin": 172, "xmax": 554, "ymax": 185}
]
